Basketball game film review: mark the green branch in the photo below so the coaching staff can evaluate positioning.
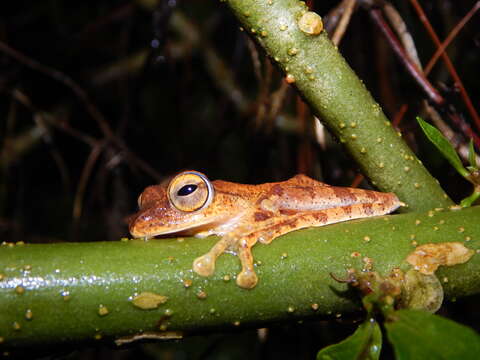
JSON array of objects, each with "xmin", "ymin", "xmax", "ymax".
[
  {"xmin": 225, "ymin": 0, "xmax": 453, "ymax": 212},
  {"xmin": 1, "ymin": 206, "xmax": 479, "ymax": 348}
]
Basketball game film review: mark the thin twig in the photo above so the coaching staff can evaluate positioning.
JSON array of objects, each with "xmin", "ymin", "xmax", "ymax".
[
  {"xmin": 0, "ymin": 40, "xmax": 114, "ymax": 139},
  {"xmin": 0, "ymin": 40, "xmax": 162, "ymax": 181},
  {"xmin": 383, "ymin": 2, "xmax": 422, "ymax": 69},
  {"xmin": 392, "ymin": 104, "xmax": 409, "ymax": 128},
  {"xmin": 424, "ymin": 1, "xmax": 480, "ymax": 75},
  {"xmin": 368, "ymin": 8, "xmax": 445, "ymax": 106},
  {"xmin": 73, "ymin": 142, "xmax": 106, "ymax": 221},
  {"xmin": 409, "ymin": 0, "xmax": 480, "ymax": 133},
  {"xmin": 331, "ymin": 0, "xmax": 356, "ymax": 46}
]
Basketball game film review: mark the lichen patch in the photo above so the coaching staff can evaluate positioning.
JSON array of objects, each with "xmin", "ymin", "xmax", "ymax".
[
  {"xmin": 406, "ymin": 242, "xmax": 475, "ymax": 275},
  {"xmin": 132, "ymin": 292, "xmax": 168, "ymax": 310}
]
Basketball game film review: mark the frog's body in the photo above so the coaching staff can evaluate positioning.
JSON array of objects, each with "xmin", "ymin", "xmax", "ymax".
[{"xmin": 129, "ymin": 171, "xmax": 402, "ymax": 289}]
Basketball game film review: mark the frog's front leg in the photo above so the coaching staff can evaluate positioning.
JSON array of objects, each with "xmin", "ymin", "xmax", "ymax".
[
  {"xmin": 235, "ymin": 237, "xmax": 258, "ymax": 288},
  {"xmin": 193, "ymin": 232, "xmax": 259, "ymax": 289},
  {"xmin": 192, "ymin": 234, "xmax": 236, "ymax": 276}
]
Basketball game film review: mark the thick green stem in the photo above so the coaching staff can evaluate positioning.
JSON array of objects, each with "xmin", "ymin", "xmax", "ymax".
[
  {"xmin": 225, "ymin": 0, "xmax": 453, "ymax": 211},
  {"xmin": 1, "ymin": 206, "xmax": 479, "ymax": 348}
]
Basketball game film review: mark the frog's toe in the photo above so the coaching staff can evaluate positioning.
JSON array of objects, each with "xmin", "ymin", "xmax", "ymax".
[
  {"xmin": 193, "ymin": 254, "xmax": 216, "ymax": 276},
  {"xmin": 236, "ymin": 269, "xmax": 258, "ymax": 289}
]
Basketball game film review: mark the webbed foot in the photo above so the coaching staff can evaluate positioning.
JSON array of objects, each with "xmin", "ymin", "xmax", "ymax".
[
  {"xmin": 193, "ymin": 253, "xmax": 216, "ymax": 276},
  {"xmin": 236, "ymin": 269, "xmax": 258, "ymax": 289}
]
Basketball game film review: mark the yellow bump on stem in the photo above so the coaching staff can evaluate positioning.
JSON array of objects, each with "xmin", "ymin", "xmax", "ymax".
[
  {"xmin": 297, "ymin": 12, "xmax": 323, "ymax": 35},
  {"xmin": 287, "ymin": 48, "xmax": 298, "ymax": 56},
  {"xmin": 98, "ymin": 305, "xmax": 109, "ymax": 316},
  {"xmin": 196, "ymin": 290, "xmax": 207, "ymax": 300},
  {"xmin": 285, "ymin": 74, "xmax": 295, "ymax": 83},
  {"xmin": 182, "ymin": 279, "xmax": 193, "ymax": 288}
]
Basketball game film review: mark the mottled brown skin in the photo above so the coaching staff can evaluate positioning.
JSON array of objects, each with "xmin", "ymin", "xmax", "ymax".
[{"xmin": 129, "ymin": 172, "xmax": 402, "ymax": 289}]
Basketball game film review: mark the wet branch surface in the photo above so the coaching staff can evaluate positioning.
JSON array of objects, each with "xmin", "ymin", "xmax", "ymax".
[{"xmin": 1, "ymin": 206, "xmax": 479, "ymax": 348}]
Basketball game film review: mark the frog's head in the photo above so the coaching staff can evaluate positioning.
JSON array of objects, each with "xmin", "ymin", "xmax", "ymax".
[{"xmin": 128, "ymin": 170, "xmax": 218, "ymax": 238}]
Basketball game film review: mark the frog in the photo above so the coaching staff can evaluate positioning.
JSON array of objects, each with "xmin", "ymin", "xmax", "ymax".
[{"xmin": 128, "ymin": 170, "xmax": 402, "ymax": 289}]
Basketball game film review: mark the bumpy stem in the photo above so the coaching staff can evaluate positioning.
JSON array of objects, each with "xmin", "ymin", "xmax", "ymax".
[
  {"xmin": 1, "ymin": 206, "xmax": 479, "ymax": 348},
  {"xmin": 224, "ymin": 0, "xmax": 453, "ymax": 212}
]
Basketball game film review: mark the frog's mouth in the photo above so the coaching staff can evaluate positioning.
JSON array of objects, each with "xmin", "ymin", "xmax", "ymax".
[
  {"xmin": 129, "ymin": 211, "xmax": 244, "ymax": 239},
  {"xmin": 129, "ymin": 216, "xmax": 230, "ymax": 239}
]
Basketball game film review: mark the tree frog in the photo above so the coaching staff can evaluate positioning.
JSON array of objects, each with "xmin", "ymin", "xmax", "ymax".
[{"xmin": 129, "ymin": 171, "xmax": 402, "ymax": 289}]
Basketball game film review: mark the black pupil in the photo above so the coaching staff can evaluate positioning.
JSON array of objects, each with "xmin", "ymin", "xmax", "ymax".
[{"xmin": 177, "ymin": 184, "xmax": 198, "ymax": 196}]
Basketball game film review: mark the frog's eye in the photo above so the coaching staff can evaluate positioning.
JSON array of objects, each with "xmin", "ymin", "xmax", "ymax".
[{"xmin": 167, "ymin": 171, "xmax": 214, "ymax": 212}]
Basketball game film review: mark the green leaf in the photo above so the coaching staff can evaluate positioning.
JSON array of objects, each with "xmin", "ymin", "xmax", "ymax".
[
  {"xmin": 317, "ymin": 319, "xmax": 382, "ymax": 360},
  {"xmin": 468, "ymin": 139, "xmax": 478, "ymax": 169},
  {"xmin": 385, "ymin": 309, "xmax": 480, "ymax": 360},
  {"xmin": 417, "ymin": 117, "xmax": 469, "ymax": 178}
]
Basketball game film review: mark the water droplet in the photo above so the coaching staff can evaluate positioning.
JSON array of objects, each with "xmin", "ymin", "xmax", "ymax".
[
  {"xmin": 61, "ymin": 290, "xmax": 71, "ymax": 301},
  {"xmin": 25, "ymin": 309, "xmax": 33, "ymax": 320}
]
